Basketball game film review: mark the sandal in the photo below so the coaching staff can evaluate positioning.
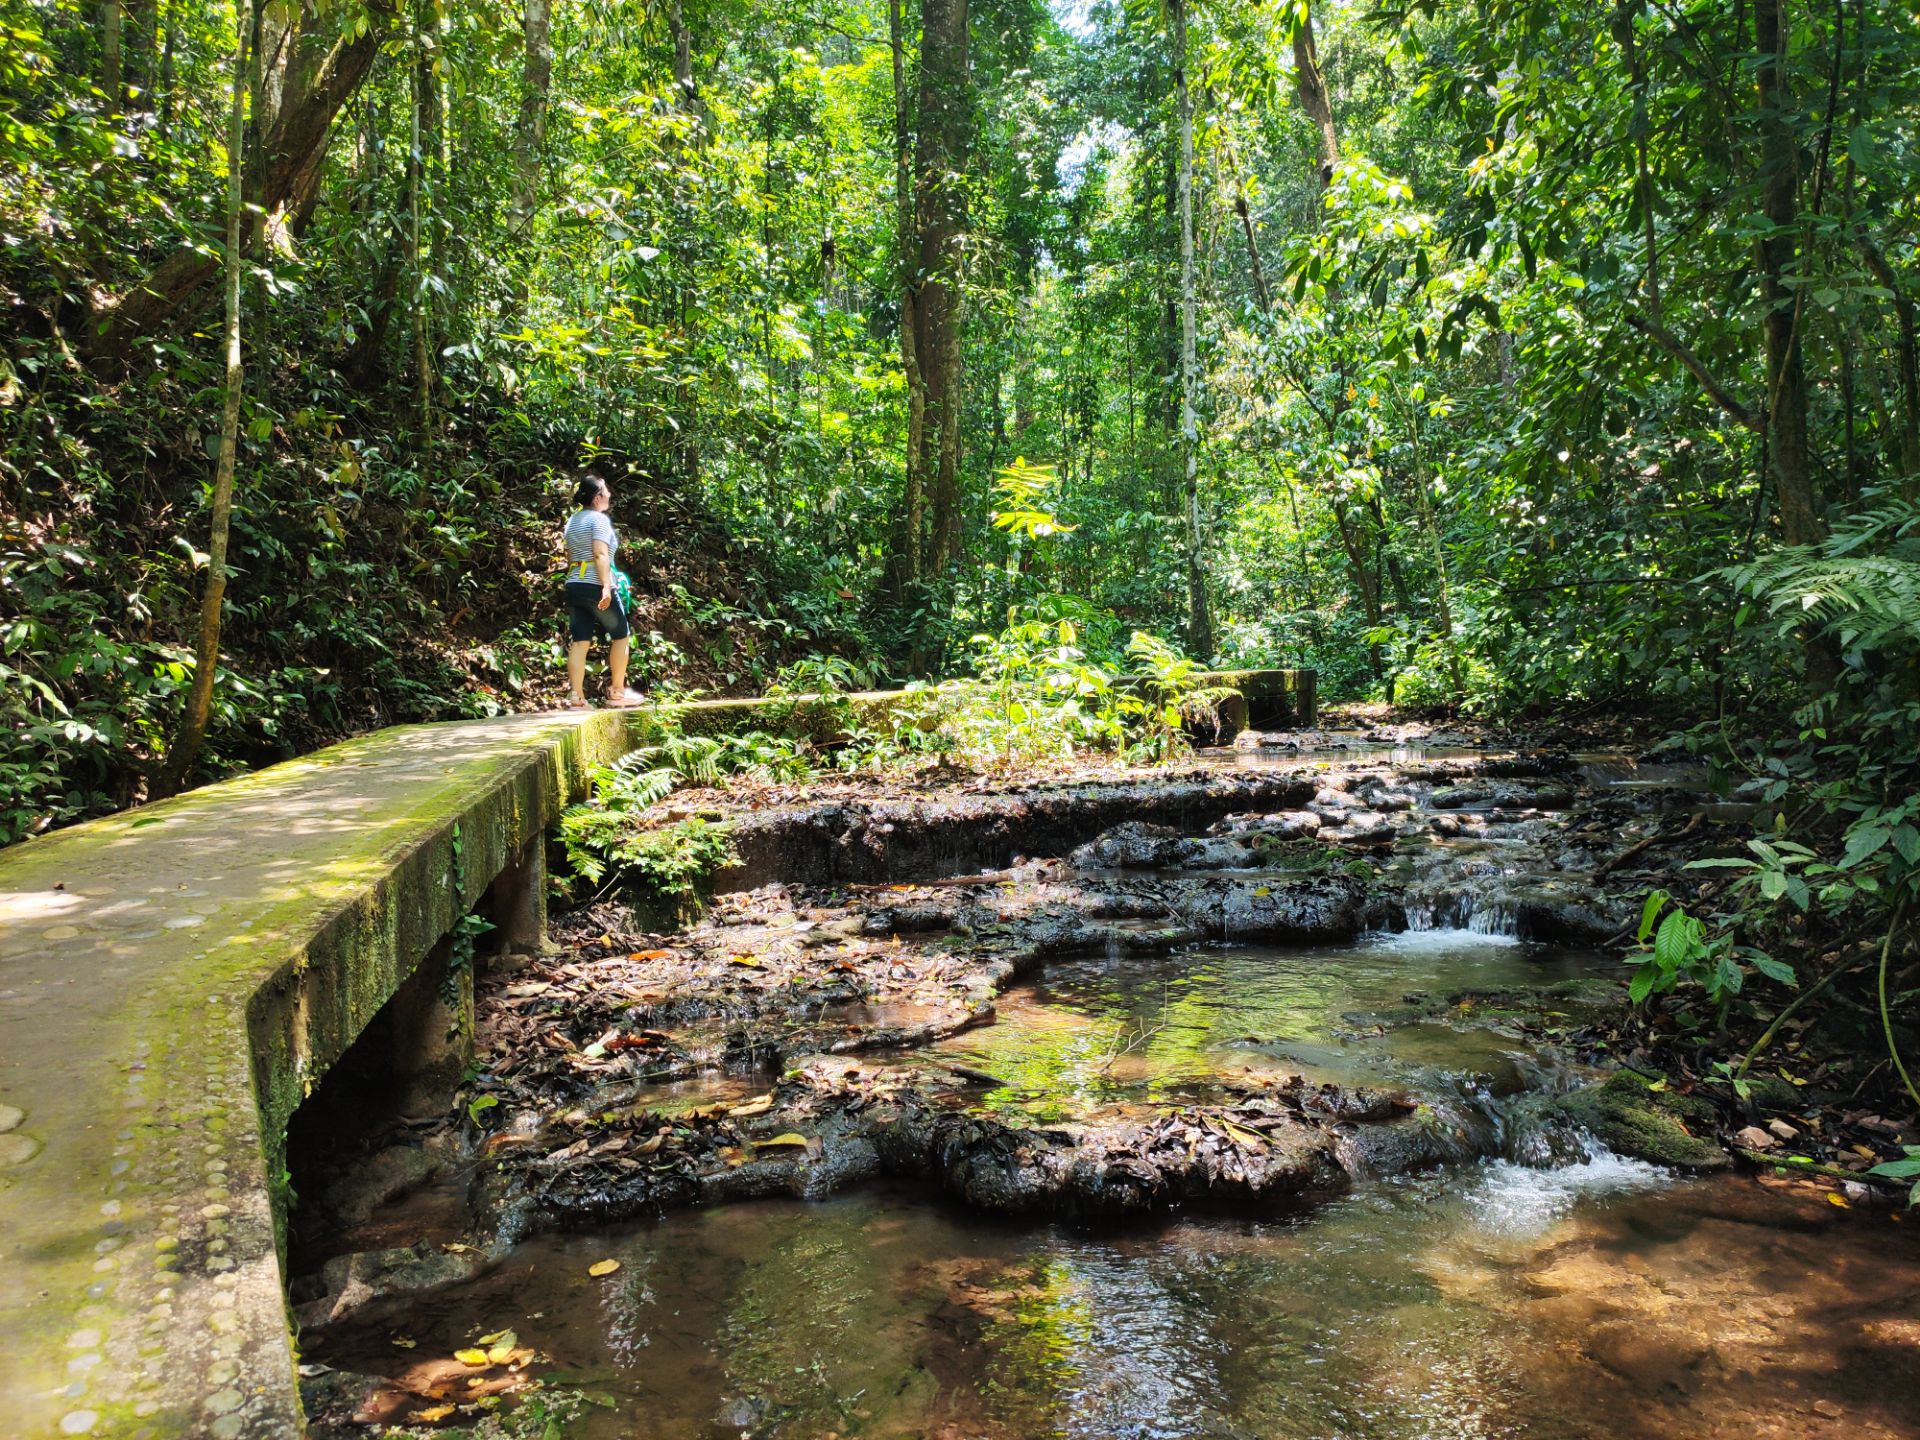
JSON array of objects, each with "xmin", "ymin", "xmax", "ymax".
[
  {"xmin": 561, "ymin": 696, "xmax": 590, "ymax": 710},
  {"xmin": 606, "ymin": 687, "xmax": 647, "ymax": 708}
]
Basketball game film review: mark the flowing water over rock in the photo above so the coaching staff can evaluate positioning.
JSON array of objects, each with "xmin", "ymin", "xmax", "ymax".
[
  {"xmin": 307, "ymin": 1160, "xmax": 1920, "ymax": 1439},
  {"xmin": 295, "ymin": 736, "xmax": 1920, "ymax": 1437}
]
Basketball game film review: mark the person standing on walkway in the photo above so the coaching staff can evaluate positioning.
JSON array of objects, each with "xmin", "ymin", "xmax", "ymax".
[{"xmin": 561, "ymin": 474, "xmax": 645, "ymax": 708}]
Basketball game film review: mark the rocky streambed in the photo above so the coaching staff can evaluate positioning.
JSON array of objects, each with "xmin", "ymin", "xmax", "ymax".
[{"xmin": 290, "ymin": 733, "xmax": 1920, "ymax": 1438}]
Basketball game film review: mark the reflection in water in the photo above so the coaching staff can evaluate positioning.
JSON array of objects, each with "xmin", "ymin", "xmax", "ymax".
[
  {"xmin": 306, "ymin": 930, "xmax": 1920, "ymax": 1440},
  {"xmin": 912, "ymin": 933, "xmax": 1616, "ymax": 1121},
  {"xmin": 312, "ymin": 1166, "xmax": 1920, "ymax": 1440}
]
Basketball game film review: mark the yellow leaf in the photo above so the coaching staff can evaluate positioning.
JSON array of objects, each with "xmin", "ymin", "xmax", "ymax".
[
  {"xmin": 1826, "ymin": 1192, "xmax": 1850, "ymax": 1209},
  {"xmin": 455, "ymin": 1348, "xmax": 490, "ymax": 1366},
  {"xmin": 1252, "ymin": 886, "xmax": 1271, "ymax": 897},
  {"xmin": 756, "ymin": 1133, "xmax": 810, "ymax": 1149},
  {"xmin": 391, "ymin": 1337, "xmax": 417, "ymax": 1349},
  {"xmin": 730, "ymin": 954, "xmax": 760, "ymax": 967},
  {"xmin": 888, "ymin": 884, "xmax": 915, "ymax": 893},
  {"xmin": 485, "ymin": 1330, "xmax": 518, "ymax": 1363},
  {"xmin": 588, "ymin": 1258, "xmax": 622, "ymax": 1277},
  {"xmin": 411, "ymin": 1405, "xmax": 456, "ymax": 1422}
]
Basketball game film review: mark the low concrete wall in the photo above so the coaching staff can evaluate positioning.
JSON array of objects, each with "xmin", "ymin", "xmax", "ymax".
[{"xmin": 0, "ymin": 669, "xmax": 1310, "ymax": 1438}]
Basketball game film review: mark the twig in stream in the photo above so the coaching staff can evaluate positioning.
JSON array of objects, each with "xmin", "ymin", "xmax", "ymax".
[
  {"xmin": 1594, "ymin": 811, "xmax": 1704, "ymax": 881},
  {"xmin": 848, "ymin": 869, "xmax": 1017, "ymax": 891}
]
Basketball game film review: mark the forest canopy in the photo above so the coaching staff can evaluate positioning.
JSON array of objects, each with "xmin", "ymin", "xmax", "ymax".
[{"xmin": 1, "ymin": 0, "xmax": 1917, "ymax": 846}]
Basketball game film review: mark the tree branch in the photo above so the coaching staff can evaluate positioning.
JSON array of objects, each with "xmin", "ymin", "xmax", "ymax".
[{"xmin": 1624, "ymin": 309, "xmax": 1763, "ymax": 432}]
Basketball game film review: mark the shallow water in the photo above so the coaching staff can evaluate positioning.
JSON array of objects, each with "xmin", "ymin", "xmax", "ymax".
[
  {"xmin": 308, "ymin": 932, "xmax": 1920, "ymax": 1439},
  {"xmin": 912, "ymin": 932, "xmax": 1615, "ymax": 1121},
  {"xmin": 313, "ymin": 1164, "xmax": 1920, "ymax": 1439}
]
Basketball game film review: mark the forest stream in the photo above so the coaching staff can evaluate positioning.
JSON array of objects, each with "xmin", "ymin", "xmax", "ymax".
[{"xmin": 290, "ymin": 735, "xmax": 1920, "ymax": 1440}]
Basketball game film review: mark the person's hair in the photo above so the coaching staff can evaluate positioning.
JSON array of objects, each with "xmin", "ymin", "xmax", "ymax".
[{"xmin": 573, "ymin": 474, "xmax": 609, "ymax": 507}]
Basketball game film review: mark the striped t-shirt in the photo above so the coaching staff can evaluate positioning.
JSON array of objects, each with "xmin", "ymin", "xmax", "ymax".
[{"xmin": 563, "ymin": 509, "xmax": 618, "ymax": 583}]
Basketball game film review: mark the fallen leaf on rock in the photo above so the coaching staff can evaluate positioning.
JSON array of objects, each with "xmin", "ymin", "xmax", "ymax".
[
  {"xmin": 588, "ymin": 1259, "xmax": 621, "ymax": 1277},
  {"xmin": 455, "ymin": 1348, "xmax": 490, "ymax": 1366},
  {"xmin": 391, "ymin": 1337, "xmax": 418, "ymax": 1349},
  {"xmin": 1736, "ymin": 1125, "xmax": 1777, "ymax": 1150},
  {"xmin": 628, "ymin": 949, "xmax": 672, "ymax": 961},
  {"xmin": 480, "ymin": 1329, "xmax": 519, "ymax": 1363},
  {"xmin": 730, "ymin": 954, "xmax": 761, "ymax": 968},
  {"xmin": 411, "ymin": 1405, "xmax": 456, "ymax": 1422},
  {"xmin": 756, "ymin": 1133, "xmax": 810, "ymax": 1149},
  {"xmin": 729, "ymin": 1094, "xmax": 774, "ymax": 1117},
  {"xmin": 1826, "ymin": 1192, "xmax": 1850, "ymax": 1209}
]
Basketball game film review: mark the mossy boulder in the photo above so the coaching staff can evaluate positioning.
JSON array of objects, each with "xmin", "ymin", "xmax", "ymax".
[{"xmin": 1552, "ymin": 1070, "xmax": 1730, "ymax": 1171}]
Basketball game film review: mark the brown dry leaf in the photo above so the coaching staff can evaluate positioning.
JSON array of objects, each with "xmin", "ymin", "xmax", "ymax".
[
  {"xmin": 629, "ymin": 949, "xmax": 672, "ymax": 961},
  {"xmin": 588, "ymin": 1258, "xmax": 622, "ymax": 1277},
  {"xmin": 728, "ymin": 1094, "xmax": 774, "ymax": 1118},
  {"xmin": 634, "ymin": 1133, "xmax": 665, "ymax": 1155}
]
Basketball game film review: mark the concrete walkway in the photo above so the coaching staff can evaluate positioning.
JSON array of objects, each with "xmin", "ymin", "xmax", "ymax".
[{"xmin": 0, "ymin": 709, "xmax": 631, "ymax": 1439}]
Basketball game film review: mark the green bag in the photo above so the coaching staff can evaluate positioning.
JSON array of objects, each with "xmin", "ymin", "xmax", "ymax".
[{"xmin": 610, "ymin": 569, "xmax": 634, "ymax": 614}]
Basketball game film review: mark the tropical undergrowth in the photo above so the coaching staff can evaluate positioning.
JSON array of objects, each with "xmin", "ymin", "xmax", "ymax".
[
  {"xmin": 1610, "ymin": 495, "xmax": 1920, "ymax": 1187},
  {"xmin": 554, "ymin": 623, "xmax": 1240, "ymax": 910}
]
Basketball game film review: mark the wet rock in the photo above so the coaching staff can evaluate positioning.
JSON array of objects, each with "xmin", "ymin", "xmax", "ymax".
[
  {"xmin": 1175, "ymin": 874, "xmax": 1371, "ymax": 943},
  {"xmin": 296, "ymin": 1243, "xmax": 485, "ymax": 1328},
  {"xmin": 1584, "ymin": 1323, "xmax": 1709, "ymax": 1390},
  {"xmin": 1551, "ymin": 1072, "xmax": 1729, "ymax": 1171},
  {"xmin": 315, "ymin": 1144, "xmax": 441, "ymax": 1228},
  {"xmin": 1070, "ymin": 821, "xmax": 1190, "ymax": 869},
  {"xmin": 1430, "ymin": 785, "xmax": 1492, "ymax": 809},
  {"xmin": 718, "ymin": 773, "xmax": 1318, "ymax": 888}
]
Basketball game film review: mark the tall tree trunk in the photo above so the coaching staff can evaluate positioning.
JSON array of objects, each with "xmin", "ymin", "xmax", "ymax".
[
  {"xmin": 1291, "ymin": 6, "xmax": 1339, "ymax": 189},
  {"xmin": 513, "ymin": 0, "xmax": 551, "ymax": 232},
  {"xmin": 1172, "ymin": 0, "xmax": 1211, "ymax": 658},
  {"xmin": 409, "ymin": 1, "xmax": 433, "ymax": 446},
  {"xmin": 665, "ymin": 0, "xmax": 703, "ymax": 485},
  {"xmin": 1856, "ymin": 236, "xmax": 1920, "ymax": 478},
  {"xmin": 130, "ymin": 0, "xmax": 157, "ymax": 96},
  {"xmin": 93, "ymin": 9, "xmax": 389, "ymax": 353},
  {"xmin": 1755, "ymin": 0, "xmax": 1820, "ymax": 548},
  {"xmin": 890, "ymin": 14, "xmax": 924, "ymax": 558},
  {"xmin": 162, "ymin": 2, "xmax": 248, "ymax": 795},
  {"xmin": 100, "ymin": 1, "xmax": 125, "ymax": 116},
  {"xmin": 913, "ymin": 0, "xmax": 969, "ymax": 579}
]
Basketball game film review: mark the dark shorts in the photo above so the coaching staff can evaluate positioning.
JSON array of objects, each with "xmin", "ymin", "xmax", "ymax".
[{"xmin": 564, "ymin": 581, "xmax": 631, "ymax": 642}]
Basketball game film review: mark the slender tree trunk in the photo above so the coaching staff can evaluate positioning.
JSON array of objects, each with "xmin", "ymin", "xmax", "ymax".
[
  {"xmin": 100, "ymin": 1, "xmax": 125, "ymax": 116},
  {"xmin": 1856, "ymin": 237, "xmax": 1920, "ymax": 478},
  {"xmin": 1172, "ymin": 0, "xmax": 1211, "ymax": 657},
  {"xmin": 1755, "ymin": 0, "xmax": 1820, "ymax": 548},
  {"xmin": 162, "ymin": 2, "xmax": 248, "ymax": 795},
  {"xmin": 886, "ymin": 0, "xmax": 928, "ymax": 593},
  {"xmin": 156, "ymin": 0, "xmax": 177, "ymax": 140},
  {"xmin": 664, "ymin": 0, "xmax": 703, "ymax": 486},
  {"xmin": 409, "ymin": 2, "xmax": 433, "ymax": 447},
  {"xmin": 915, "ymin": 0, "xmax": 969, "ymax": 578},
  {"xmin": 513, "ymin": 0, "xmax": 551, "ymax": 232},
  {"xmin": 1291, "ymin": 6, "xmax": 1339, "ymax": 189}
]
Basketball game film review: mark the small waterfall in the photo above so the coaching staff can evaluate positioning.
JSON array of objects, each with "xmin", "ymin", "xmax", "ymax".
[{"xmin": 1400, "ymin": 885, "xmax": 1524, "ymax": 938}]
